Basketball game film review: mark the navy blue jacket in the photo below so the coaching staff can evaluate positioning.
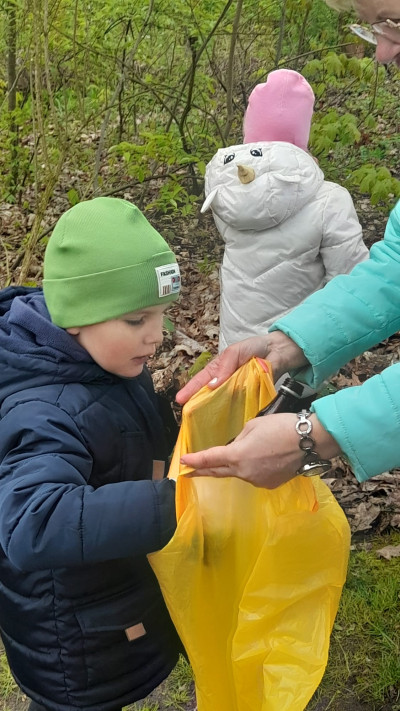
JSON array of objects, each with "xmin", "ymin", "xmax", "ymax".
[{"xmin": 0, "ymin": 287, "xmax": 183, "ymax": 711}]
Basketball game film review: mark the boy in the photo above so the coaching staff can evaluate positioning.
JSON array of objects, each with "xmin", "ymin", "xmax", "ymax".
[{"xmin": 0, "ymin": 197, "xmax": 183, "ymax": 711}]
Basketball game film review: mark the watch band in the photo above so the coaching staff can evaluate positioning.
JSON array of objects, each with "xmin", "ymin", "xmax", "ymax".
[{"xmin": 295, "ymin": 410, "xmax": 332, "ymax": 477}]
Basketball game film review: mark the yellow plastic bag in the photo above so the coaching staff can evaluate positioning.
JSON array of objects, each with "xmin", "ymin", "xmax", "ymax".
[{"xmin": 149, "ymin": 358, "xmax": 350, "ymax": 711}]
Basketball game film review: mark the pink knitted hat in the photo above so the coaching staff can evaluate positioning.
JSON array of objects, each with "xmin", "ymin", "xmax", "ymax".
[{"xmin": 243, "ymin": 69, "xmax": 315, "ymax": 151}]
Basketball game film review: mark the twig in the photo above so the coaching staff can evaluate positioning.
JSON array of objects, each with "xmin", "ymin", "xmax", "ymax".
[
  {"xmin": 92, "ymin": 0, "xmax": 155, "ymax": 192},
  {"xmin": 274, "ymin": 0, "xmax": 287, "ymax": 68},
  {"xmin": 223, "ymin": 0, "xmax": 244, "ymax": 141}
]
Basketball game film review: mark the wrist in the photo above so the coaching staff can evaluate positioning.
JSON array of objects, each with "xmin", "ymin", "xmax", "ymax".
[
  {"xmin": 309, "ymin": 413, "xmax": 341, "ymax": 459},
  {"xmin": 267, "ymin": 330, "xmax": 309, "ymax": 375},
  {"xmin": 260, "ymin": 412, "xmax": 312, "ymax": 472}
]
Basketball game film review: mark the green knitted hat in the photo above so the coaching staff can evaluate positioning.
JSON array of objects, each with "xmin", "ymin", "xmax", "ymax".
[{"xmin": 43, "ymin": 197, "xmax": 181, "ymax": 327}]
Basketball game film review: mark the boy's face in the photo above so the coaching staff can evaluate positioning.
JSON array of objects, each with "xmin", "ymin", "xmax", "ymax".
[{"xmin": 67, "ymin": 304, "xmax": 168, "ymax": 378}]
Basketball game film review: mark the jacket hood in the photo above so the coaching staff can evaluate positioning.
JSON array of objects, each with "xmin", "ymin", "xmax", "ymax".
[
  {"xmin": 0, "ymin": 287, "xmax": 111, "ymax": 404},
  {"xmin": 202, "ymin": 141, "xmax": 324, "ymax": 231}
]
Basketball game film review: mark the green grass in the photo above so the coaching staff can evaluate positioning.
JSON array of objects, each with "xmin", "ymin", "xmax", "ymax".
[
  {"xmin": 0, "ymin": 652, "xmax": 25, "ymax": 710},
  {"xmin": 307, "ymin": 531, "xmax": 400, "ymax": 710},
  {"xmin": 127, "ymin": 657, "xmax": 195, "ymax": 711}
]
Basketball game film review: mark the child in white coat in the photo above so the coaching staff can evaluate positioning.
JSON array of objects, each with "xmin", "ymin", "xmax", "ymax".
[{"xmin": 202, "ymin": 69, "xmax": 369, "ymax": 353}]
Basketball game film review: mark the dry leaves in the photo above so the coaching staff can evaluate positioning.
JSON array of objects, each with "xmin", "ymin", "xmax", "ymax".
[{"xmin": 376, "ymin": 544, "xmax": 400, "ymax": 560}]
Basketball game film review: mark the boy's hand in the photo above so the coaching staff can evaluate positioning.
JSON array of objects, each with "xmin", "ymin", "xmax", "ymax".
[{"xmin": 176, "ymin": 331, "xmax": 308, "ymax": 405}]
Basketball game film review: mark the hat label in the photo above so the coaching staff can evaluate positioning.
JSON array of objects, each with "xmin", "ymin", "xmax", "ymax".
[{"xmin": 155, "ymin": 263, "xmax": 181, "ymax": 297}]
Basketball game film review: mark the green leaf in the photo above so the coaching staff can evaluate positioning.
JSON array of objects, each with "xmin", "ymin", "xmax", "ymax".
[
  {"xmin": 323, "ymin": 52, "xmax": 344, "ymax": 77},
  {"xmin": 163, "ymin": 316, "xmax": 175, "ymax": 333},
  {"xmin": 359, "ymin": 172, "xmax": 377, "ymax": 193},
  {"xmin": 302, "ymin": 59, "xmax": 323, "ymax": 78},
  {"xmin": 392, "ymin": 179, "xmax": 400, "ymax": 197},
  {"xmin": 347, "ymin": 57, "xmax": 363, "ymax": 78},
  {"xmin": 363, "ymin": 115, "xmax": 376, "ymax": 129},
  {"xmin": 370, "ymin": 179, "xmax": 393, "ymax": 204},
  {"xmin": 188, "ymin": 352, "xmax": 213, "ymax": 378},
  {"xmin": 324, "ymin": 123, "xmax": 339, "ymax": 141},
  {"xmin": 67, "ymin": 188, "xmax": 80, "ymax": 206},
  {"xmin": 376, "ymin": 167, "xmax": 392, "ymax": 181}
]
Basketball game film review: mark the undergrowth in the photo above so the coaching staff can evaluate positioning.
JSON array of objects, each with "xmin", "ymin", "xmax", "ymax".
[{"xmin": 308, "ymin": 531, "xmax": 400, "ymax": 710}]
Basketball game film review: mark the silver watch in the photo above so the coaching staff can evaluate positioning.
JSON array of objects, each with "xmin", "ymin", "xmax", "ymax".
[{"xmin": 295, "ymin": 410, "xmax": 332, "ymax": 477}]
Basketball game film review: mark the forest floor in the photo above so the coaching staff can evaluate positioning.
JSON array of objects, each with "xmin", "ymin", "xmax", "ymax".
[{"xmin": 0, "ymin": 173, "xmax": 400, "ymax": 711}]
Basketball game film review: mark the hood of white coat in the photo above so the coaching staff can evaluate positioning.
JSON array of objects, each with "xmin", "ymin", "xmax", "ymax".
[{"xmin": 202, "ymin": 141, "xmax": 324, "ymax": 231}]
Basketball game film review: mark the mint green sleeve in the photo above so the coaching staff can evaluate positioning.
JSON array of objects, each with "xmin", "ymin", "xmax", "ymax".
[
  {"xmin": 311, "ymin": 364, "xmax": 400, "ymax": 482},
  {"xmin": 270, "ymin": 201, "xmax": 400, "ymax": 389},
  {"xmin": 268, "ymin": 201, "xmax": 400, "ymax": 481}
]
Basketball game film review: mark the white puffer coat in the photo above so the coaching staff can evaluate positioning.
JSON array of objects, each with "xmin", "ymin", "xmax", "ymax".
[{"xmin": 202, "ymin": 141, "xmax": 369, "ymax": 352}]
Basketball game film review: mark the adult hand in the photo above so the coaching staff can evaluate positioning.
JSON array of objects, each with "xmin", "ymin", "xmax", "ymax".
[
  {"xmin": 176, "ymin": 331, "xmax": 308, "ymax": 405},
  {"xmin": 180, "ymin": 412, "xmax": 341, "ymax": 489}
]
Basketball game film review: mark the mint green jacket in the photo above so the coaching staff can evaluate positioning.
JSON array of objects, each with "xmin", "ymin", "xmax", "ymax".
[{"xmin": 271, "ymin": 201, "xmax": 400, "ymax": 482}]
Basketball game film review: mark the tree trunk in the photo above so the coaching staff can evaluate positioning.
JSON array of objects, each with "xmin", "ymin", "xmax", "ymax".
[{"xmin": 7, "ymin": 0, "xmax": 18, "ymax": 192}]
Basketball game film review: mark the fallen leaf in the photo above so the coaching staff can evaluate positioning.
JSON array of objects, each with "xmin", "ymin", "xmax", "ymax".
[{"xmin": 376, "ymin": 544, "xmax": 400, "ymax": 560}]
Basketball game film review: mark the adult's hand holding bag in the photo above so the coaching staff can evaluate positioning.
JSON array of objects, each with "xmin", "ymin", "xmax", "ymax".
[{"xmin": 148, "ymin": 357, "xmax": 350, "ymax": 711}]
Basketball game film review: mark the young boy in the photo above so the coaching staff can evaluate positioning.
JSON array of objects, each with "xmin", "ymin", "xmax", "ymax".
[{"xmin": 0, "ymin": 197, "xmax": 184, "ymax": 711}]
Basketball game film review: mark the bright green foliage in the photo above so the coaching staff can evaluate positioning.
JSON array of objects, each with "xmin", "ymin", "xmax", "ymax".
[
  {"xmin": 0, "ymin": 649, "xmax": 20, "ymax": 700},
  {"xmin": 67, "ymin": 188, "xmax": 80, "ymax": 207},
  {"xmin": 303, "ymin": 51, "xmax": 384, "ymax": 86},
  {"xmin": 310, "ymin": 110, "xmax": 361, "ymax": 155},
  {"xmin": 163, "ymin": 316, "xmax": 175, "ymax": 333},
  {"xmin": 197, "ymin": 255, "xmax": 217, "ymax": 276},
  {"xmin": 0, "ymin": 100, "xmax": 33, "ymax": 201},
  {"xmin": 308, "ymin": 533, "xmax": 400, "ymax": 709},
  {"xmin": 348, "ymin": 164, "xmax": 400, "ymax": 206},
  {"xmin": 128, "ymin": 655, "xmax": 194, "ymax": 710},
  {"xmin": 146, "ymin": 181, "xmax": 199, "ymax": 216},
  {"xmin": 188, "ymin": 352, "xmax": 213, "ymax": 377},
  {"xmin": 109, "ymin": 135, "xmax": 200, "ymax": 179},
  {"xmin": 109, "ymin": 134, "xmax": 202, "ymax": 214},
  {"xmin": 0, "ymin": 0, "xmax": 398, "ymax": 225},
  {"xmin": 302, "ymin": 45, "xmax": 399, "ymax": 209}
]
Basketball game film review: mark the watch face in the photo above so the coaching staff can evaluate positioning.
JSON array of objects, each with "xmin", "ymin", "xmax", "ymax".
[{"xmin": 299, "ymin": 462, "xmax": 332, "ymax": 477}]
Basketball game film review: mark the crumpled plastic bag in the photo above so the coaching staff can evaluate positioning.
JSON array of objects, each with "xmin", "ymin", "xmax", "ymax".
[{"xmin": 148, "ymin": 358, "xmax": 350, "ymax": 711}]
